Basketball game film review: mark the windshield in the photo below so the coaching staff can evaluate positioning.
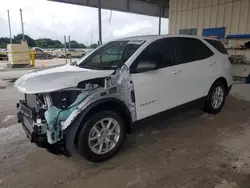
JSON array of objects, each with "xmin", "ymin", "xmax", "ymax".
[{"xmin": 77, "ymin": 40, "xmax": 145, "ymax": 70}]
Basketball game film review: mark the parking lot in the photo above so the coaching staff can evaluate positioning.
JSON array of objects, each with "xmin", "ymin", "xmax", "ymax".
[
  {"xmin": 0, "ymin": 65, "xmax": 250, "ymax": 188},
  {"xmin": 0, "ymin": 58, "xmax": 72, "ymax": 71}
]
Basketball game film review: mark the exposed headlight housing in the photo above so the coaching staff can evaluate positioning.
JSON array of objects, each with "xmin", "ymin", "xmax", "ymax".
[{"xmin": 50, "ymin": 90, "xmax": 81, "ymax": 110}]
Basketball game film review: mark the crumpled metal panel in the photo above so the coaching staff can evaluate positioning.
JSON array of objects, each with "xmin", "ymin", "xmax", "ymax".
[
  {"xmin": 45, "ymin": 93, "xmax": 88, "ymax": 144},
  {"xmin": 45, "ymin": 64, "xmax": 136, "ymax": 144},
  {"xmin": 62, "ymin": 64, "xmax": 136, "ymax": 130}
]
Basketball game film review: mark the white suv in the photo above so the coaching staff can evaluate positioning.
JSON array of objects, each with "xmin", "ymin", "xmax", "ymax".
[{"xmin": 15, "ymin": 35, "xmax": 232, "ymax": 162}]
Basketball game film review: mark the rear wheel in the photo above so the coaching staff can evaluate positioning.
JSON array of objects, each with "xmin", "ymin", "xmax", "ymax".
[
  {"xmin": 77, "ymin": 111, "xmax": 126, "ymax": 162},
  {"xmin": 204, "ymin": 82, "xmax": 227, "ymax": 114}
]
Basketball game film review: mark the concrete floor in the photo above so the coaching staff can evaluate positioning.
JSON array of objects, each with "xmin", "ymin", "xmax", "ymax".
[
  {"xmin": 0, "ymin": 66, "xmax": 250, "ymax": 188},
  {"xmin": 231, "ymin": 83, "xmax": 250, "ymax": 101}
]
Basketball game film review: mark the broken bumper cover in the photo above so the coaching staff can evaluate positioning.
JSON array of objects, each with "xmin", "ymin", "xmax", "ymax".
[{"xmin": 17, "ymin": 103, "xmax": 70, "ymax": 156}]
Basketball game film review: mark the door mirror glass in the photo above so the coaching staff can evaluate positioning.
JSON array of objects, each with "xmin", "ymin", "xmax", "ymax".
[
  {"xmin": 133, "ymin": 60, "xmax": 159, "ymax": 73},
  {"xmin": 130, "ymin": 38, "xmax": 175, "ymax": 74}
]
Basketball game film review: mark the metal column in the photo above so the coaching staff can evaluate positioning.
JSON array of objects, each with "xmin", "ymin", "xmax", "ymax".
[
  {"xmin": 68, "ymin": 35, "xmax": 71, "ymax": 63},
  {"xmin": 158, "ymin": 16, "xmax": 161, "ymax": 35},
  {"xmin": 64, "ymin": 35, "xmax": 67, "ymax": 64},
  {"xmin": 98, "ymin": 0, "xmax": 102, "ymax": 45},
  {"xmin": 7, "ymin": 10, "xmax": 12, "ymax": 44},
  {"xmin": 20, "ymin": 9, "xmax": 25, "ymax": 41},
  {"xmin": 158, "ymin": 6, "xmax": 162, "ymax": 35}
]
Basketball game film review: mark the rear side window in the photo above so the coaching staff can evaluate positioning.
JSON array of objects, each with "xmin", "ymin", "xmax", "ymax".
[
  {"xmin": 174, "ymin": 37, "xmax": 214, "ymax": 65},
  {"xmin": 205, "ymin": 39, "xmax": 228, "ymax": 54}
]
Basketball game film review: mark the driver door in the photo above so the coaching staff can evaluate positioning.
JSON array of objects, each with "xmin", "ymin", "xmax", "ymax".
[{"xmin": 131, "ymin": 38, "xmax": 178, "ymax": 120}]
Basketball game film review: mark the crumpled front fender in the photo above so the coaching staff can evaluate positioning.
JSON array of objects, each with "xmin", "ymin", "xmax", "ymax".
[{"xmin": 63, "ymin": 98, "xmax": 133, "ymax": 156}]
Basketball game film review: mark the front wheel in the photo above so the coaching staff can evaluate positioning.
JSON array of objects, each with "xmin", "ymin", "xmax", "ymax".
[
  {"xmin": 77, "ymin": 111, "xmax": 126, "ymax": 162},
  {"xmin": 204, "ymin": 82, "xmax": 227, "ymax": 114}
]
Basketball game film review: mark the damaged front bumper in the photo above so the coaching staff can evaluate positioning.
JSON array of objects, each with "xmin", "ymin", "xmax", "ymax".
[{"xmin": 17, "ymin": 100, "xmax": 71, "ymax": 156}]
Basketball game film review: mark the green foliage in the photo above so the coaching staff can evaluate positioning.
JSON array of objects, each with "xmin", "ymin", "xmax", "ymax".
[
  {"xmin": 35, "ymin": 38, "xmax": 63, "ymax": 49},
  {"xmin": 90, "ymin": 43, "xmax": 98, "ymax": 49},
  {"xmin": 0, "ymin": 37, "xmax": 10, "ymax": 48},
  {"xmin": 0, "ymin": 34, "xmax": 87, "ymax": 49},
  {"xmin": 66, "ymin": 40, "xmax": 86, "ymax": 49},
  {"xmin": 13, "ymin": 34, "xmax": 36, "ymax": 47}
]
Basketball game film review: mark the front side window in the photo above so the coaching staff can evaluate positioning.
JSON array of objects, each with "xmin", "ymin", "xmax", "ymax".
[
  {"xmin": 174, "ymin": 37, "xmax": 214, "ymax": 65},
  {"xmin": 131, "ymin": 38, "xmax": 174, "ymax": 73},
  {"xmin": 77, "ymin": 40, "xmax": 144, "ymax": 70}
]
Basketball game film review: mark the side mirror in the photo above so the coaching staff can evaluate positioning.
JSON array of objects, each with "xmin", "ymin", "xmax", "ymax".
[{"xmin": 133, "ymin": 60, "xmax": 159, "ymax": 73}]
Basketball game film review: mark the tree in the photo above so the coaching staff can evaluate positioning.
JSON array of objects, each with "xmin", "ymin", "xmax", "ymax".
[
  {"xmin": 66, "ymin": 40, "xmax": 86, "ymax": 48},
  {"xmin": 53, "ymin": 40, "xmax": 64, "ymax": 48},
  {"xmin": 13, "ymin": 34, "xmax": 36, "ymax": 47},
  {"xmin": 0, "ymin": 37, "xmax": 11, "ymax": 48},
  {"xmin": 35, "ymin": 38, "xmax": 63, "ymax": 49},
  {"xmin": 0, "ymin": 34, "xmax": 86, "ymax": 49},
  {"xmin": 90, "ymin": 43, "xmax": 98, "ymax": 49}
]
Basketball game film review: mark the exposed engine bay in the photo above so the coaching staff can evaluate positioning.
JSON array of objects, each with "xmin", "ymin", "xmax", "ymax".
[{"xmin": 17, "ymin": 65, "xmax": 136, "ymax": 150}]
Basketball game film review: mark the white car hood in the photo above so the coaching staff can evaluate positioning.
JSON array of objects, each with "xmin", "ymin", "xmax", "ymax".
[{"xmin": 14, "ymin": 64, "xmax": 114, "ymax": 94}]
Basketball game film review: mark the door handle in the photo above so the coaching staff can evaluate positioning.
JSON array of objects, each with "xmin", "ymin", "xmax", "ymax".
[
  {"xmin": 172, "ymin": 70, "xmax": 182, "ymax": 74},
  {"xmin": 208, "ymin": 61, "xmax": 216, "ymax": 65}
]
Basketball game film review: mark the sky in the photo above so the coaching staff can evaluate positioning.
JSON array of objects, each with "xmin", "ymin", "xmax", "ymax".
[{"xmin": 0, "ymin": 0, "xmax": 169, "ymax": 45}]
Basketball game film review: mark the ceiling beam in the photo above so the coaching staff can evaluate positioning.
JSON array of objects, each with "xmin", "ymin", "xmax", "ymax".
[{"xmin": 49, "ymin": 0, "xmax": 169, "ymax": 18}]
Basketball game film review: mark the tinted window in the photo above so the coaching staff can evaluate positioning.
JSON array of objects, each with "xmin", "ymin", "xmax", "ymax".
[
  {"xmin": 174, "ymin": 37, "xmax": 214, "ymax": 65},
  {"xmin": 131, "ymin": 38, "xmax": 174, "ymax": 72},
  {"xmin": 77, "ymin": 40, "xmax": 144, "ymax": 70},
  {"xmin": 205, "ymin": 39, "xmax": 228, "ymax": 54}
]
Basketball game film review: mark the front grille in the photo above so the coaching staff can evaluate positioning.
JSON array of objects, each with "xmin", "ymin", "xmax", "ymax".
[
  {"xmin": 23, "ymin": 115, "xmax": 34, "ymax": 134},
  {"xmin": 20, "ymin": 103, "xmax": 33, "ymax": 118}
]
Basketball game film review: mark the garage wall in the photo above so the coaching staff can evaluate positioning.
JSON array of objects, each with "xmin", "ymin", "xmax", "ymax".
[{"xmin": 169, "ymin": 0, "xmax": 250, "ymax": 36}]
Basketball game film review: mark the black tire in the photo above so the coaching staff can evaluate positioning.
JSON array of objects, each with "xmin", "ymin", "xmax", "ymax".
[
  {"xmin": 77, "ymin": 110, "xmax": 126, "ymax": 162},
  {"xmin": 204, "ymin": 81, "xmax": 227, "ymax": 114}
]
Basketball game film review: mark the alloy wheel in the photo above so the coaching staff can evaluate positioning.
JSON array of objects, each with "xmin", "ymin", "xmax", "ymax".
[
  {"xmin": 211, "ymin": 86, "xmax": 224, "ymax": 109},
  {"xmin": 88, "ymin": 118, "xmax": 121, "ymax": 155}
]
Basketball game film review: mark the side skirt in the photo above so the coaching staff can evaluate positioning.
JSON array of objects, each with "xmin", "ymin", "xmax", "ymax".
[{"xmin": 131, "ymin": 97, "xmax": 206, "ymax": 130}]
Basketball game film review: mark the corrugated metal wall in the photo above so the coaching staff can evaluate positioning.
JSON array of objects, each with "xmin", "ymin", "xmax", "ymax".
[{"xmin": 169, "ymin": 0, "xmax": 250, "ymax": 36}]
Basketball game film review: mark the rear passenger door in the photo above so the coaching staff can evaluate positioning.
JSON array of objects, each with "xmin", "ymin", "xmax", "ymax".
[{"xmin": 173, "ymin": 37, "xmax": 215, "ymax": 104}]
